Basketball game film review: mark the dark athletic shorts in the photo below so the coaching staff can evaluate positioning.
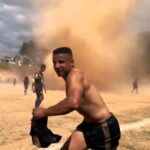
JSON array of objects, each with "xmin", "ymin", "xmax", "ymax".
[
  {"xmin": 76, "ymin": 113, "xmax": 121, "ymax": 150},
  {"xmin": 35, "ymin": 86, "xmax": 43, "ymax": 98},
  {"xmin": 35, "ymin": 84, "xmax": 43, "ymax": 97},
  {"xmin": 36, "ymin": 91, "xmax": 43, "ymax": 99}
]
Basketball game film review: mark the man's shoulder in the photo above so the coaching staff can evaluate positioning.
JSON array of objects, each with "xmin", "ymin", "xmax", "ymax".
[
  {"xmin": 71, "ymin": 68, "xmax": 82, "ymax": 74},
  {"xmin": 68, "ymin": 68, "xmax": 84, "ymax": 81}
]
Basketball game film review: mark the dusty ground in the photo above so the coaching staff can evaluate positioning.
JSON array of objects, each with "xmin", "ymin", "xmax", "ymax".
[{"xmin": 0, "ymin": 83, "xmax": 150, "ymax": 150}]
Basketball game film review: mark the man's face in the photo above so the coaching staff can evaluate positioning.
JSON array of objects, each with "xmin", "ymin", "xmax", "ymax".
[
  {"xmin": 41, "ymin": 66, "xmax": 46, "ymax": 72},
  {"xmin": 53, "ymin": 53, "xmax": 74, "ymax": 78}
]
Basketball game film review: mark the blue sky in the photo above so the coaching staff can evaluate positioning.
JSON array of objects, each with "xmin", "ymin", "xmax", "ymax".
[{"xmin": 0, "ymin": 0, "xmax": 150, "ymax": 56}]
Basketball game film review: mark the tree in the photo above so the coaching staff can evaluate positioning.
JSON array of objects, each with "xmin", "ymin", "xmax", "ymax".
[{"xmin": 19, "ymin": 41, "xmax": 37, "ymax": 62}]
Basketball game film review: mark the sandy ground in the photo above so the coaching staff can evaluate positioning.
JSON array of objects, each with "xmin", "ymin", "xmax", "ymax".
[{"xmin": 0, "ymin": 83, "xmax": 150, "ymax": 150}]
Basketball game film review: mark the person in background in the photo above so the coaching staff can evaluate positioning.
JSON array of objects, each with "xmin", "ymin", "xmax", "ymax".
[
  {"xmin": 132, "ymin": 77, "xmax": 138, "ymax": 94},
  {"xmin": 13, "ymin": 78, "xmax": 16, "ymax": 86},
  {"xmin": 23, "ymin": 76, "xmax": 29, "ymax": 95},
  {"xmin": 32, "ymin": 64, "xmax": 46, "ymax": 108}
]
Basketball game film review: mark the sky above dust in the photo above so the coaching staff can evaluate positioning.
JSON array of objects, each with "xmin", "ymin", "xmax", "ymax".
[{"xmin": 0, "ymin": 0, "xmax": 149, "ymax": 54}]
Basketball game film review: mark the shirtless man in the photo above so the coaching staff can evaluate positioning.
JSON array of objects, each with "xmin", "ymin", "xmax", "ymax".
[
  {"xmin": 33, "ymin": 47, "xmax": 121, "ymax": 150},
  {"xmin": 33, "ymin": 64, "xmax": 46, "ymax": 108}
]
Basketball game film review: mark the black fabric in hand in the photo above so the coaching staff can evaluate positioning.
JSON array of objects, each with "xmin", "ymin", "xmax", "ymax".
[{"xmin": 30, "ymin": 116, "xmax": 62, "ymax": 148}]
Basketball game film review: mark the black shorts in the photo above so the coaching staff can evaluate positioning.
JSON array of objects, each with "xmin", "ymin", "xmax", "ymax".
[
  {"xmin": 24, "ymin": 84, "xmax": 28, "ymax": 89},
  {"xmin": 36, "ymin": 91, "xmax": 43, "ymax": 98},
  {"xmin": 76, "ymin": 113, "xmax": 121, "ymax": 150}
]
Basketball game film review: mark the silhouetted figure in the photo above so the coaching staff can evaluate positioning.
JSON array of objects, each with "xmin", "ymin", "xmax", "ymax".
[
  {"xmin": 132, "ymin": 78, "xmax": 138, "ymax": 94},
  {"xmin": 13, "ymin": 78, "xmax": 16, "ymax": 86},
  {"xmin": 23, "ymin": 76, "xmax": 29, "ymax": 95}
]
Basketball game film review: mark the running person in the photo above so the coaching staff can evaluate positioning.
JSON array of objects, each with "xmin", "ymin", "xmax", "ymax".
[{"xmin": 33, "ymin": 47, "xmax": 121, "ymax": 150}]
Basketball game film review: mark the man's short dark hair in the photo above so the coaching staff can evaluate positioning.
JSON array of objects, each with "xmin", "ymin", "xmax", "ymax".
[
  {"xmin": 41, "ymin": 64, "xmax": 46, "ymax": 68},
  {"xmin": 53, "ymin": 47, "xmax": 73, "ymax": 58}
]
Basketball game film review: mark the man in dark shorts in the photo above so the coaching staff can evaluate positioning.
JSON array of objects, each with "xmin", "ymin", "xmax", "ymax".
[
  {"xmin": 32, "ymin": 64, "xmax": 46, "ymax": 108},
  {"xmin": 23, "ymin": 76, "xmax": 29, "ymax": 95},
  {"xmin": 33, "ymin": 47, "xmax": 121, "ymax": 150}
]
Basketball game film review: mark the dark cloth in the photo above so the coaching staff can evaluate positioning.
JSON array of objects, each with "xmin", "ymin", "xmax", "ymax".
[
  {"xmin": 76, "ymin": 113, "xmax": 121, "ymax": 150},
  {"xmin": 30, "ymin": 116, "xmax": 62, "ymax": 148}
]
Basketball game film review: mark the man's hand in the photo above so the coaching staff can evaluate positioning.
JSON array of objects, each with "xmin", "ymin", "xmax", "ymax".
[{"xmin": 32, "ymin": 107, "xmax": 47, "ymax": 118}]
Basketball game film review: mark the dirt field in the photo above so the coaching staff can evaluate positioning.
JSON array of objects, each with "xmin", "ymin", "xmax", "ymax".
[{"xmin": 0, "ymin": 83, "xmax": 150, "ymax": 150}]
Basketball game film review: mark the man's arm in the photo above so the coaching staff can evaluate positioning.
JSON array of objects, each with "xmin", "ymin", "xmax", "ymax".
[
  {"xmin": 43, "ymin": 83, "xmax": 47, "ymax": 93},
  {"xmin": 41, "ymin": 74, "xmax": 47, "ymax": 93},
  {"xmin": 33, "ymin": 98, "xmax": 75, "ymax": 118},
  {"xmin": 33, "ymin": 71, "xmax": 83, "ymax": 118}
]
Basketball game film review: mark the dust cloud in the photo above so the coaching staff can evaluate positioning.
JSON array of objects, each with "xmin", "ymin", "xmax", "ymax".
[
  {"xmin": 0, "ymin": 65, "xmax": 38, "ymax": 84},
  {"xmin": 0, "ymin": 70, "xmax": 18, "ymax": 83},
  {"xmin": 31, "ymin": 0, "xmax": 140, "ymax": 90}
]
